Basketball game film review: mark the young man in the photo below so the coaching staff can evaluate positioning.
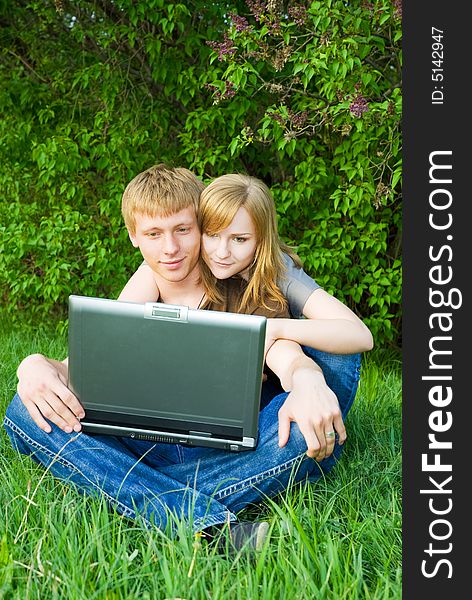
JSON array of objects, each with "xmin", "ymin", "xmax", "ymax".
[{"xmin": 4, "ymin": 164, "xmax": 359, "ymax": 548}]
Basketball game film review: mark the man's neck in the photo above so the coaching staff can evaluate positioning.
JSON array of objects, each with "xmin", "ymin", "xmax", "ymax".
[{"xmin": 153, "ymin": 266, "xmax": 205, "ymax": 309}]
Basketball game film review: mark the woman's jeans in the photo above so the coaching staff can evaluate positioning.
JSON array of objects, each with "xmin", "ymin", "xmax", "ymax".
[{"xmin": 3, "ymin": 349, "xmax": 361, "ymax": 533}]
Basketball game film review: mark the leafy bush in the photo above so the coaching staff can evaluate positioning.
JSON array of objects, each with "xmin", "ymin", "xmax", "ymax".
[{"xmin": 0, "ymin": 0, "xmax": 402, "ymax": 345}]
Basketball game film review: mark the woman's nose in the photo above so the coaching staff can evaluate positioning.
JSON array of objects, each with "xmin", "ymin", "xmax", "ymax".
[{"xmin": 215, "ymin": 240, "xmax": 230, "ymax": 259}]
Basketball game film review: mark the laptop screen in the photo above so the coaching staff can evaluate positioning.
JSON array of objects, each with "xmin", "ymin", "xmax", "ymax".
[{"xmin": 68, "ymin": 295, "xmax": 266, "ymax": 447}]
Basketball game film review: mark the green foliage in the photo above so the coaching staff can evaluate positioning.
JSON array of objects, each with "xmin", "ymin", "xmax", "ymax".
[
  {"xmin": 0, "ymin": 0, "xmax": 402, "ymax": 345},
  {"xmin": 189, "ymin": 0, "xmax": 402, "ymax": 344}
]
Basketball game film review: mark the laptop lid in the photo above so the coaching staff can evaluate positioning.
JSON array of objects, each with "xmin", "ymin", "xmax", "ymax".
[{"xmin": 67, "ymin": 295, "xmax": 266, "ymax": 451}]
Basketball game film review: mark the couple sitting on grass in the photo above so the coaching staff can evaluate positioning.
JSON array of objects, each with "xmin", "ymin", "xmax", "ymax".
[{"xmin": 4, "ymin": 164, "xmax": 373, "ymax": 551}]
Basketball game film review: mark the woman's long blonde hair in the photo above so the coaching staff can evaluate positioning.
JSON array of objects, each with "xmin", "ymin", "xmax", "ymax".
[{"xmin": 198, "ymin": 174, "xmax": 301, "ymax": 313}]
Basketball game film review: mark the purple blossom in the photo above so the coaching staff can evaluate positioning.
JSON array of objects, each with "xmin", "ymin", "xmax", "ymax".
[
  {"xmin": 349, "ymin": 94, "xmax": 369, "ymax": 117},
  {"xmin": 245, "ymin": 0, "xmax": 281, "ymax": 35},
  {"xmin": 229, "ymin": 12, "xmax": 250, "ymax": 33},
  {"xmin": 223, "ymin": 81, "xmax": 237, "ymax": 99},
  {"xmin": 270, "ymin": 111, "xmax": 286, "ymax": 126},
  {"xmin": 392, "ymin": 0, "xmax": 402, "ymax": 18},
  {"xmin": 288, "ymin": 109, "xmax": 309, "ymax": 129},
  {"xmin": 288, "ymin": 4, "xmax": 307, "ymax": 27},
  {"xmin": 267, "ymin": 19, "xmax": 281, "ymax": 35},
  {"xmin": 206, "ymin": 32, "xmax": 237, "ymax": 61},
  {"xmin": 246, "ymin": 0, "xmax": 267, "ymax": 23},
  {"xmin": 204, "ymin": 81, "xmax": 237, "ymax": 102}
]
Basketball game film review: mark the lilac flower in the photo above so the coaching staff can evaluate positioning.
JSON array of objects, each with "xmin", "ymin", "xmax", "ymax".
[
  {"xmin": 349, "ymin": 94, "xmax": 369, "ymax": 117},
  {"xmin": 270, "ymin": 111, "xmax": 286, "ymax": 126},
  {"xmin": 204, "ymin": 81, "xmax": 237, "ymax": 103},
  {"xmin": 392, "ymin": 0, "xmax": 402, "ymax": 18},
  {"xmin": 267, "ymin": 19, "xmax": 281, "ymax": 35},
  {"xmin": 223, "ymin": 81, "xmax": 237, "ymax": 99},
  {"xmin": 229, "ymin": 12, "xmax": 250, "ymax": 33},
  {"xmin": 288, "ymin": 5, "xmax": 307, "ymax": 27},
  {"xmin": 206, "ymin": 32, "xmax": 237, "ymax": 61},
  {"xmin": 288, "ymin": 109, "xmax": 309, "ymax": 129},
  {"xmin": 246, "ymin": 0, "xmax": 267, "ymax": 23}
]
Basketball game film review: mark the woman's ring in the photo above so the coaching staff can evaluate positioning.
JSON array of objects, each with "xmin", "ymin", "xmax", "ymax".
[{"xmin": 325, "ymin": 431, "xmax": 335, "ymax": 438}]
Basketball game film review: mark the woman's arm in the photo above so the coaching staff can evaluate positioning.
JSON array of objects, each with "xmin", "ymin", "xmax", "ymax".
[
  {"xmin": 266, "ymin": 288, "xmax": 374, "ymax": 354},
  {"xmin": 117, "ymin": 264, "xmax": 160, "ymax": 302}
]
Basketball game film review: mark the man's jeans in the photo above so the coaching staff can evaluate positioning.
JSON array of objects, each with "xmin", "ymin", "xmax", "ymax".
[{"xmin": 3, "ymin": 349, "xmax": 361, "ymax": 533}]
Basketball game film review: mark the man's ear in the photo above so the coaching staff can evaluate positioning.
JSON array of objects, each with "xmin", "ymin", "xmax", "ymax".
[{"xmin": 127, "ymin": 228, "xmax": 139, "ymax": 248}]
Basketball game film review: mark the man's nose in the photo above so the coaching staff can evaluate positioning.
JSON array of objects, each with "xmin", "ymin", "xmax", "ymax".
[{"xmin": 162, "ymin": 234, "xmax": 179, "ymax": 255}]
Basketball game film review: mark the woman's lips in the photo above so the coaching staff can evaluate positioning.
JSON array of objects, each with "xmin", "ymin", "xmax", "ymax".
[{"xmin": 213, "ymin": 260, "xmax": 233, "ymax": 268}]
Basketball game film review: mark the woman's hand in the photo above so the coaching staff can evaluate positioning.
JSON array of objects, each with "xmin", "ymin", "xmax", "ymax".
[
  {"xmin": 264, "ymin": 319, "xmax": 281, "ymax": 357},
  {"xmin": 17, "ymin": 354, "xmax": 84, "ymax": 433},
  {"xmin": 265, "ymin": 339, "xmax": 346, "ymax": 460},
  {"xmin": 277, "ymin": 367, "xmax": 346, "ymax": 461}
]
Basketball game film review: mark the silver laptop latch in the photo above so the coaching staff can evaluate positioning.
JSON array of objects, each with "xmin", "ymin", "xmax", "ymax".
[{"xmin": 144, "ymin": 303, "xmax": 189, "ymax": 322}]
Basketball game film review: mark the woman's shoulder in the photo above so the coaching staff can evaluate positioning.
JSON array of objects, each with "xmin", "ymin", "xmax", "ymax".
[{"xmin": 279, "ymin": 252, "xmax": 321, "ymax": 318}]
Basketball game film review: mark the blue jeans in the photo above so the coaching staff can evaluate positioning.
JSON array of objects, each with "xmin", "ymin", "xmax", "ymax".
[{"xmin": 3, "ymin": 350, "xmax": 360, "ymax": 533}]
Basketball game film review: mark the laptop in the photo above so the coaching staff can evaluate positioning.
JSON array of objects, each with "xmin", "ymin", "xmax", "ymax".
[{"xmin": 67, "ymin": 295, "xmax": 266, "ymax": 451}]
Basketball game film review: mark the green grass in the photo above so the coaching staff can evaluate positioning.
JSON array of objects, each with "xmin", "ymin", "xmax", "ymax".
[{"xmin": 0, "ymin": 323, "xmax": 401, "ymax": 599}]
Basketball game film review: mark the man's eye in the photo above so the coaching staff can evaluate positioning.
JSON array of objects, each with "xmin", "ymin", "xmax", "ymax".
[{"xmin": 177, "ymin": 227, "xmax": 190, "ymax": 234}]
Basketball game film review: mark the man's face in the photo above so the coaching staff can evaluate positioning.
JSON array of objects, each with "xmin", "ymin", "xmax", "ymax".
[{"xmin": 129, "ymin": 207, "xmax": 201, "ymax": 284}]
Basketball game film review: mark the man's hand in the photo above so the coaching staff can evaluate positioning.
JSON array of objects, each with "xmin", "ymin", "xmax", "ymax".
[
  {"xmin": 17, "ymin": 354, "xmax": 84, "ymax": 433},
  {"xmin": 277, "ymin": 367, "xmax": 346, "ymax": 462}
]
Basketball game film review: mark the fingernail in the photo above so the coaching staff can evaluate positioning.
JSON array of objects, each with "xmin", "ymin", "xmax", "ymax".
[
  {"xmin": 43, "ymin": 426, "xmax": 52, "ymax": 434},
  {"xmin": 65, "ymin": 426, "xmax": 73, "ymax": 433},
  {"xmin": 78, "ymin": 412, "xmax": 85, "ymax": 419},
  {"xmin": 73, "ymin": 423, "xmax": 82, "ymax": 432}
]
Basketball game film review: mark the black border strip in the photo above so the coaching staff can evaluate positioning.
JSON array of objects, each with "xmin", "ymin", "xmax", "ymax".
[{"xmin": 403, "ymin": 2, "xmax": 468, "ymax": 594}]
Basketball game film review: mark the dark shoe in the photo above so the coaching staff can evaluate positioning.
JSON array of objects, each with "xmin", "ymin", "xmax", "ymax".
[
  {"xmin": 224, "ymin": 521, "xmax": 270, "ymax": 552},
  {"xmin": 228, "ymin": 521, "xmax": 269, "ymax": 552},
  {"xmin": 202, "ymin": 520, "xmax": 270, "ymax": 553}
]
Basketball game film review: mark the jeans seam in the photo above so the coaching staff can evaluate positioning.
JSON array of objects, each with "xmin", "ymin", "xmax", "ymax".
[
  {"xmin": 176, "ymin": 444, "xmax": 185, "ymax": 464},
  {"xmin": 4, "ymin": 416, "xmax": 150, "ymax": 526},
  {"xmin": 192, "ymin": 510, "xmax": 236, "ymax": 533},
  {"xmin": 213, "ymin": 452, "xmax": 308, "ymax": 501}
]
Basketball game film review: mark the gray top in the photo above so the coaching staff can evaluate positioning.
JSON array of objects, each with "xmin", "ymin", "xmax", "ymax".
[{"xmin": 278, "ymin": 253, "xmax": 320, "ymax": 318}]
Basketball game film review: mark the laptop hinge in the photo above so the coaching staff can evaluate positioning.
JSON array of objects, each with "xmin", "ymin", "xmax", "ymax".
[
  {"xmin": 190, "ymin": 430, "xmax": 212, "ymax": 437},
  {"xmin": 144, "ymin": 303, "xmax": 189, "ymax": 322}
]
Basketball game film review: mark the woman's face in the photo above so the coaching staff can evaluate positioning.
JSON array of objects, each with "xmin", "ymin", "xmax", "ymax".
[{"xmin": 202, "ymin": 206, "xmax": 258, "ymax": 280}]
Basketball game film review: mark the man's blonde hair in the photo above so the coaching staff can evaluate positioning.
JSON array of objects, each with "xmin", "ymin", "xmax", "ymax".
[
  {"xmin": 122, "ymin": 163, "xmax": 205, "ymax": 234},
  {"xmin": 199, "ymin": 173, "xmax": 301, "ymax": 312}
]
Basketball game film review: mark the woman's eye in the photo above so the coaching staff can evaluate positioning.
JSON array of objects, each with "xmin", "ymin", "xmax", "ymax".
[{"xmin": 234, "ymin": 237, "xmax": 248, "ymax": 243}]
